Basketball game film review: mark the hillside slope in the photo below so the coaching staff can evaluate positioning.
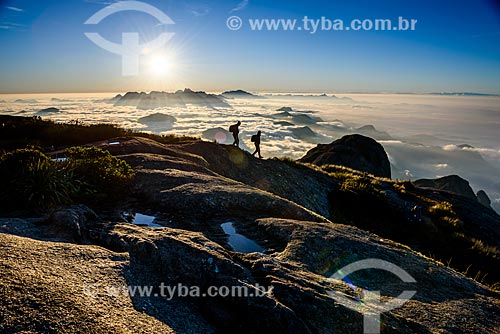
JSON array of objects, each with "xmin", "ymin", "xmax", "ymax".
[{"xmin": 1, "ymin": 134, "xmax": 500, "ymax": 333}]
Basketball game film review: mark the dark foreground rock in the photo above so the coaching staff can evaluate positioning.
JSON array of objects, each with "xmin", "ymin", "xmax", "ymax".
[
  {"xmin": 299, "ymin": 134, "xmax": 392, "ymax": 178},
  {"xmin": 2, "ymin": 210, "xmax": 500, "ymax": 334},
  {"xmin": 0, "ymin": 233, "xmax": 176, "ymax": 333}
]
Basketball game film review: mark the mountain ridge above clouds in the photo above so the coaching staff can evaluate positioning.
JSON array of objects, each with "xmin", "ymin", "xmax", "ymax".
[
  {"xmin": 221, "ymin": 89, "xmax": 264, "ymax": 99},
  {"xmin": 111, "ymin": 89, "xmax": 230, "ymax": 109}
]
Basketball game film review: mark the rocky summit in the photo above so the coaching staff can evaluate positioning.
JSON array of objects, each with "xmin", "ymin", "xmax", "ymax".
[
  {"xmin": 477, "ymin": 190, "xmax": 493, "ymax": 209},
  {"xmin": 1, "ymin": 135, "xmax": 500, "ymax": 334},
  {"xmin": 299, "ymin": 134, "xmax": 392, "ymax": 178}
]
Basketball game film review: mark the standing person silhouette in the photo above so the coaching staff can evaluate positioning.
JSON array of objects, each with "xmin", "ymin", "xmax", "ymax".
[
  {"xmin": 229, "ymin": 121, "xmax": 241, "ymax": 147},
  {"xmin": 251, "ymin": 131, "xmax": 263, "ymax": 159}
]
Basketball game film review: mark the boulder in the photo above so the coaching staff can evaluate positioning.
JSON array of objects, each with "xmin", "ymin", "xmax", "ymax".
[
  {"xmin": 48, "ymin": 204, "xmax": 100, "ymax": 242},
  {"xmin": 477, "ymin": 190, "xmax": 492, "ymax": 208},
  {"xmin": 299, "ymin": 134, "xmax": 392, "ymax": 178},
  {"xmin": 414, "ymin": 175, "xmax": 477, "ymax": 200}
]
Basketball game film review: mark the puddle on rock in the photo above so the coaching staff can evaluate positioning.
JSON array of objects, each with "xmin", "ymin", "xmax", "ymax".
[
  {"xmin": 123, "ymin": 212, "xmax": 163, "ymax": 228},
  {"xmin": 220, "ymin": 222, "xmax": 264, "ymax": 253}
]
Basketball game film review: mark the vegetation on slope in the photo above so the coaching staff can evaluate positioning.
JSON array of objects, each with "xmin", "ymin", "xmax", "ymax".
[
  {"xmin": 294, "ymin": 162, "xmax": 500, "ymax": 289},
  {"xmin": 0, "ymin": 115, "xmax": 198, "ymax": 150},
  {"xmin": 0, "ymin": 146, "xmax": 134, "ymax": 211}
]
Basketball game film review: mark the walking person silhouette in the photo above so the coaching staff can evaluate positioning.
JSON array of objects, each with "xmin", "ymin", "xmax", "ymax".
[
  {"xmin": 229, "ymin": 121, "xmax": 241, "ymax": 147},
  {"xmin": 251, "ymin": 131, "xmax": 263, "ymax": 159}
]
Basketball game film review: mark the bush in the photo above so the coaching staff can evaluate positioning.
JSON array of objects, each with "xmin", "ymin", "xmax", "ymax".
[
  {"xmin": 65, "ymin": 146, "xmax": 134, "ymax": 199},
  {"xmin": 392, "ymin": 180, "xmax": 415, "ymax": 194},
  {"xmin": 339, "ymin": 176, "xmax": 385, "ymax": 199},
  {"xmin": 272, "ymin": 156, "xmax": 297, "ymax": 165},
  {"xmin": 317, "ymin": 164, "xmax": 386, "ymax": 199},
  {"xmin": 0, "ymin": 146, "xmax": 135, "ymax": 211},
  {"xmin": 428, "ymin": 201, "xmax": 462, "ymax": 228},
  {"xmin": 0, "ymin": 149, "xmax": 75, "ymax": 210}
]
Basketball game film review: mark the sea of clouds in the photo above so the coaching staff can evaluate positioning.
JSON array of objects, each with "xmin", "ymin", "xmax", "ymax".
[{"xmin": 1, "ymin": 92, "xmax": 499, "ymax": 213}]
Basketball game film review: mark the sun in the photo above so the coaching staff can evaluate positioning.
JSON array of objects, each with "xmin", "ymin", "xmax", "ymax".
[{"xmin": 149, "ymin": 55, "xmax": 172, "ymax": 76}]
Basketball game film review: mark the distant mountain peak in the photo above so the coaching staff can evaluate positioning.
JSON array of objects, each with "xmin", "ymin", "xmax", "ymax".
[{"xmin": 221, "ymin": 90, "xmax": 263, "ymax": 99}]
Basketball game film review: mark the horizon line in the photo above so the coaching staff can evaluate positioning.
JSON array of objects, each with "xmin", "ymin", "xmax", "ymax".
[{"xmin": 1, "ymin": 89, "xmax": 499, "ymax": 97}]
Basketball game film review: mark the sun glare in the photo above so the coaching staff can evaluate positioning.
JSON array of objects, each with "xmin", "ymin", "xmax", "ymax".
[{"xmin": 149, "ymin": 55, "xmax": 172, "ymax": 76}]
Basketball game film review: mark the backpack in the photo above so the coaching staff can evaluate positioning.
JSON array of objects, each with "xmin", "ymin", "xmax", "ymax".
[
  {"xmin": 229, "ymin": 124, "xmax": 236, "ymax": 133},
  {"xmin": 251, "ymin": 134, "xmax": 258, "ymax": 143}
]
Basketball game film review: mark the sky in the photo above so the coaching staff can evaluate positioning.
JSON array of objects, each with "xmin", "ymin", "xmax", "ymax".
[{"xmin": 1, "ymin": 0, "xmax": 500, "ymax": 94}]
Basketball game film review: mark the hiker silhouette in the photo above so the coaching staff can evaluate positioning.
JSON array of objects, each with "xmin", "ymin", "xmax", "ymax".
[
  {"xmin": 251, "ymin": 131, "xmax": 263, "ymax": 159},
  {"xmin": 229, "ymin": 121, "xmax": 241, "ymax": 147}
]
